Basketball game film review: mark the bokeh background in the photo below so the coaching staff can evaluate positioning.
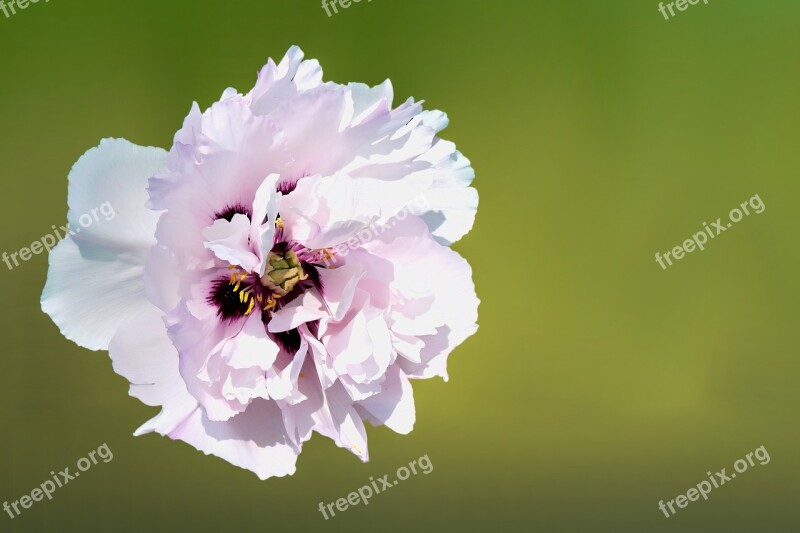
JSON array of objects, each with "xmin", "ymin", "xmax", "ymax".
[{"xmin": 1, "ymin": 0, "xmax": 799, "ymax": 531}]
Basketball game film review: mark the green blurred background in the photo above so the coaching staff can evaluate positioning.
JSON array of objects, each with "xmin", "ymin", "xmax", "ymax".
[{"xmin": 1, "ymin": 0, "xmax": 799, "ymax": 531}]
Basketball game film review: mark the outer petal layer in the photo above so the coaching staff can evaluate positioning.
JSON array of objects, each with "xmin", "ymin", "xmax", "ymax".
[
  {"xmin": 109, "ymin": 305, "xmax": 197, "ymax": 436},
  {"xmin": 42, "ymin": 139, "xmax": 167, "ymax": 350}
]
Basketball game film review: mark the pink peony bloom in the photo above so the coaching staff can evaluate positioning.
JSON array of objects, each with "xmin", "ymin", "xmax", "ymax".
[{"xmin": 41, "ymin": 46, "xmax": 479, "ymax": 480}]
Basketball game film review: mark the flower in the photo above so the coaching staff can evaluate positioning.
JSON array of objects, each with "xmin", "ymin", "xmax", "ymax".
[{"xmin": 41, "ymin": 46, "xmax": 479, "ymax": 480}]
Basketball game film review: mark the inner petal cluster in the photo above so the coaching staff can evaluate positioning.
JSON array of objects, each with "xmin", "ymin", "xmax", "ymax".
[{"xmin": 205, "ymin": 205, "xmax": 328, "ymax": 354}]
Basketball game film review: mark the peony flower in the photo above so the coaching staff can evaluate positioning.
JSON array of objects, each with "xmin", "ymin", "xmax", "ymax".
[{"xmin": 41, "ymin": 46, "xmax": 479, "ymax": 480}]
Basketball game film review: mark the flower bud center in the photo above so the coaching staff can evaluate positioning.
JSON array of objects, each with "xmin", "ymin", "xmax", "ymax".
[{"xmin": 260, "ymin": 248, "xmax": 307, "ymax": 296}]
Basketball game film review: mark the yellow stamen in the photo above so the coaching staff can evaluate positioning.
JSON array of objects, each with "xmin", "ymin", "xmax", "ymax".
[
  {"xmin": 262, "ymin": 294, "xmax": 278, "ymax": 311},
  {"xmin": 245, "ymin": 298, "xmax": 256, "ymax": 316}
]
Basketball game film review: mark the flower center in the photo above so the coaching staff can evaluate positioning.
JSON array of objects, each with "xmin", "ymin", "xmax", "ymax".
[
  {"xmin": 260, "ymin": 247, "xmax": 308, "ymax": 296},
  {"xmin": 209, "ymin": 240, "xmax": 322, "ymax": 323}
]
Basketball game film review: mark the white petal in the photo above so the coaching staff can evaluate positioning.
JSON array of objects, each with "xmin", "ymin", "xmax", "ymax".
[
  {"xmin": 202, "ymin": 214, "xmax": 260, "ymax": 271},
  {"xmin": 143, "ymin": 245, "xmax": 182, "ymax": 313},
  {"xmin": 347, "ymin": 80, "xmax": 394, "ymax": 126},
  {"xmin": 222, "ymin": 314, "xmax": 280, "ymax": 371},
  {"xmin": 266, "ymin": 339, "xmax": 308, "ymax": 404},
  {"xmin": 328, "ymin": 312, "xmax": 373, "ymax": 376},
  {"xmin": 66, "ymin": 138, "xmax": 166, "ymax": 248},
  {"xmin": 281, "ymin": 172, "xmax": 429, "ymax": 250},
  {"xmin": 317, "ymin": 262, "xmax": 365, "ymax": 321},
  {"xmin": 303, "ymin": 381, "xmax": 369, "ymax": 462},
  {"xmin": 357, "ymin": 367, "xmax": 416, "ymax": 435},
  {"xmin": 169, "ymin": 399, "xmax": 299, "ymax": 480},
  {"xmin": 42, "ymin": 238, "xmax": 155, "ymax": 351},
  {"xmin": 361, "ymin": 216, "xmax": 479, "ymax": 380},
  {"xmin": 411, "ymin": 142, "xmax": 478, "ymax": 244},
  {"xmin": 166, "ymin": 303, "xmax": 249, "ymax": 422},
  {"xmin": 108, "ymin": 305, "xmax": 197, "ymax": 436},
  {"xmin": 334, "ymin": 311, "xmax": 393, "ymax": 383},
  {"xmin": 42, "ymin": 139, "xmax": 167, "ymax": 350},
  {"xmin": 268, "ymin": 290, "xmax": 327, "ymax": 333},
  {"xmin": 250, "ymin": 174, "xmax": 281, "ymax": 275},
  {"xmin": 248, "ymin": 46, "xmax": 324, "ymax": 116}
]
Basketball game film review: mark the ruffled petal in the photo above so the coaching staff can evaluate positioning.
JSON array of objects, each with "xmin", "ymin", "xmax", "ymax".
[
  {"xmin": 223, "ymin": 314, "xmax": 280, "ymax": 371},
  {"xmin": 202, "ymin": 214, "xmax": 260, "ymax": 271},
  {"xmin": 360, "ymin": 216, "xmax": 480, "ymax": 380},
  {"xmin": 248, "ymin": 45, "xmax": 325, "ymax": 116},
  {"xmin": 356, "ymin": 366, "xmax": 416, "ymax": 435},
  {"xmin": 108, "ymin": 305, "xmax": 198, "ymax": 436},
  {"xmin": 169, "ymin": 399, "xmax": 299, "ymax": 480},
  {"xmin": 301, "ymin": 380, "xmax": 370, "ymax": 462},
  {"xmin": 410, "ymin": 139, "xmax": 478, "ymax": 244}
]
